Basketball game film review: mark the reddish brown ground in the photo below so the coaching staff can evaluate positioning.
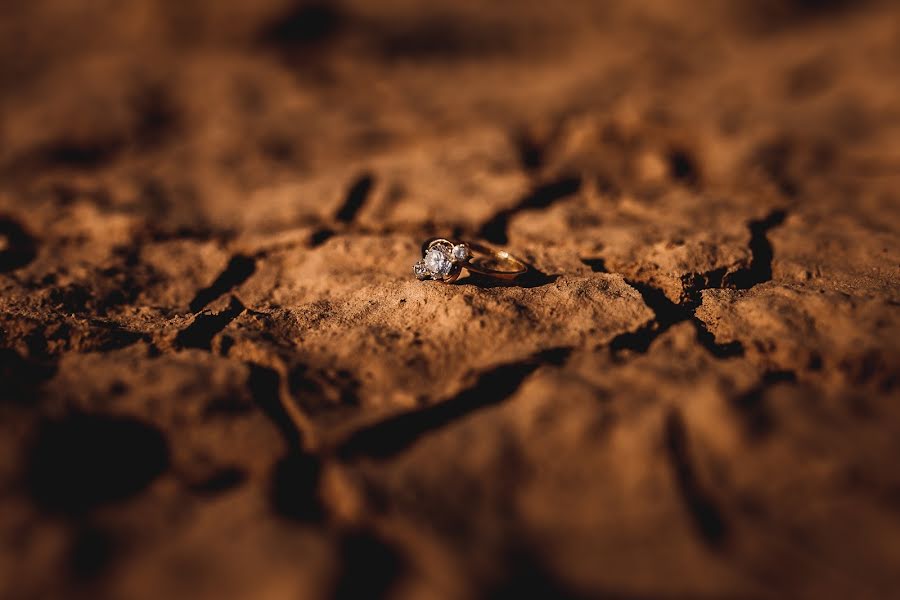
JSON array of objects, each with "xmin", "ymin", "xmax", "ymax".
[{"xmin": 1, "ymin": 1, "xmax": 899, "ymax": 599}]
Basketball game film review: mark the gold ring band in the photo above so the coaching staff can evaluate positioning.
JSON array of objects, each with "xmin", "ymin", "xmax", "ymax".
[
  {"xmin": 463, "ymin": 241, "xmax": 528, "ymax": 280},
  {"xmin": 413, "ymin": 238, "xmax": 528, "ymax": 283}
]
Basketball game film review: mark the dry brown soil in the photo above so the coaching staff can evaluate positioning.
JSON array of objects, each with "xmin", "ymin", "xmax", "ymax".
[{"xmin": 1, "ymin": 1, "xmax": 899, "ymax": 599}]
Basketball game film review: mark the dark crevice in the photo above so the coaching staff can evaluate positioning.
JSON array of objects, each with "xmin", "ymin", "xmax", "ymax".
[
  {"xmin": 270, "ymin": 450, "xmax": 324, "ymax": 521},
  {"xmin": 247, "ymin": 363, "xmax": 297, "ymax": 446},
  {"xmin": 737, "ymin": 0, "xmax": 864, "ymax": 35},
  {"xmin": 580, "ymin": 257, "xmax": 608, "ymax": 273},
  {"xmin": 0, "ymin": 216, "xmax": 38, "ymax": 273},
  {"xmin": 309, "ymin": 227, "xmax": 335, "ymax": 247},
  {"xmin": 607, "ymin": 209, "xmax": 787, "ymax": 359},
  {"xmin": 336, "ymin": 348, "xmax": 572, "ymax": 461},
  {"xmin": 479, "ymin": 176, "xmax": 581, "ymax": 244},
  {"xmin": 246, "ymin": 362, "xmax": 324, "ymax": 521},
  {"xmin": 25, "ymin": 413, "xmax": 170, "ymax": 515},
  {"xmin": 27, "ymin": 136, "xmax": 125, "ymax": 170},
  {"xmin": 610, "ymin": 280, "xmax": 745, "ymax": 360},
  {"xmin": 188, "ymin": 254, "xmax": 256, "ymax": 313},
  {"xmin": 511, "ymin": 121, "xmax": 564, "ymax": 174},
  {"xmin": 485, "ymin": 547, "xmax": 591, "ymax": 600},
  {"xmin": 514, "ymin": 130, "xmax": 546, "ymax": 173},
  {"xmin": 176, "ymin": 296, "xmax": 245, "ymax": 350},
  {"xmin": 258, "ymin": 2, "xmax": 344, "ymax": 50},
  {"xmin": 730, "ymin": 370, "xmax": 797, "ymax": 440},
  {"xmin": 331, "ymin": 530, "xmax": 407, "ymax": 600},
  {"xmin": 681, "ymin": 266, "xmax": 729, "ymax": 306},
  {"xmin": 92, "ymin": 325, "xmax": 148, "ymax": 353},
  {"xmin": 456, "ymin": 265, "xmax": 559, "ymax": 289},
  {"xmin": 0, "ymin": 348, "xmax": 56, "ymax": 405},
  {"xmin": 185, "ymin": 466, "xmax": 248, "ymax": 496},
  {"xmin": 667, "ymin": 147, "xmax": 701, "ymax": 187},
  {"xmin": 633, "ymin": 281, "xmax": 687, "ymax": 325},
  {"xmin": 486, "ymin": 547, "xmax": 701, "ymax": 600},
  {"xmin": 335, "ymin": 173, "xmax": 375, "ymax": 224},
  {"xmin": 609, "ymin": 318, "xmax": 662, "ymax": 357},
  {"xmin": 729, "ymin": 210, "xmax": 787, "ymax": 289},
  {"xmin": 663, "ymin": 409, "xmax": 729, "ymax": 549},
  {"xmin": 69, "ymin": 525, "xmax": 118, "ymax": 581},
  {"xmin": 610, "ymin": 280, "xmax": 684, "ymax": 357},
  {"xmin": 691, "ymin": 319, "xmax": 745, "ymax": 359}
]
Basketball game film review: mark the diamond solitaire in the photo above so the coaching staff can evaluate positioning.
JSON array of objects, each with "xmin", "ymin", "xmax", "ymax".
[{"xmin": 413, "ymin": 240, "xmax": 467, "ymax": 282}]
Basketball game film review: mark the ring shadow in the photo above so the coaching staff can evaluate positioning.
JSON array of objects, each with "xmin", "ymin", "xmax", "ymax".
[{"xmin": 453, "ymin": 263, "xmax": 558, "ymax": 289}]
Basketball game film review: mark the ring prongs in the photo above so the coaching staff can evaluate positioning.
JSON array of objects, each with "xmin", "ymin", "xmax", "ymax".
[{"xmin": 413, "ymin": 239, "xmax": 468, "ymax": 282}]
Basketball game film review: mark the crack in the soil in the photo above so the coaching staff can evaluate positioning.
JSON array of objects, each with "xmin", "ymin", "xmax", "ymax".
[
  {"xmin": 486, "ymin": 545, "xmax": 601, "ymax": 600},
  {"xmin": 0, "ymin": 347, "xmax": 57, "ymax": 405},
  {"xmin": 25, "ymin": 413, "xmax": 170, "ymax": 515},
  {"xmin": 335, "ymin": 172, "xmax": 375, "ymax": 224},
  {"xmin": 580, "ymin": 257, "xmax": 608, "ymax": 273},
  {"xmin": 334, "ymin": 347, "xmax": 572, "ymax": 461},
  {"xmin": 680, "ymin": 265, "xmax": 729, "ymax": 306},
  {"xmin": 729, "ymin": 210, "xmax": 787, "ymax": 289},
  {"xmin": 510, "ymin": 120, "xmax": 566, "ymax": 175},
  {"xmin": 188, "ymin": 254, "xmax": 256, "ymax": 313},
  {"xmin": 730, "ymin": 369, "xmax": 797, "ymax": 440},
  {"xmin": 667, "ymin": 146, "xmax": 702, "ymax": 188},
  {"xmin": 270, "ymin": 448, "xmax": 326, "ymax": 521},
  {"xmin": 256, "ymin": 173, "xmax": 373, "ymax": 252},
  {"xmin": 513, "ymin": 129, "xmax": 548, "ymax": 174},
  {"xmin": 663, "ymin": 408, "xmax": 729, "ymax": 549},
  {"xmin": 0, "ymin": 215, "xmax": 38, "ymax": 273},
  {"xmin": 479, "ymin": 176, "xmax": 582, "ymax": 244},
  {"xmin": 247, "ymin": 361, "xmax": 327, "ymax": 521},
  {"xmin": 246, "ymin": 362, "xmax": 300, "ymax": 446},
  {"xmin": 309, "ymin": 226, "xmax": 336, "ymax": 248},
  {"xmin": 171, "ymin": 276, "xmax": 327, "ymax": 519},
  {"xmin": 330, "ymin": 529, "xmax": 408, "ymax": 600},
  {"xmin": 607, "ymin": 208, "xmax": 788, "ymax": 359},
  {"xmin": 176, "ymin": 296, "xmax": 246, "ymax": 350},
  {"xmin": 609, "ymin": 279, "xmax": 745, "ymax": 359},
  {"xmin": 691, "ymin": 320, "xmax": 745, "ymax": 359}
]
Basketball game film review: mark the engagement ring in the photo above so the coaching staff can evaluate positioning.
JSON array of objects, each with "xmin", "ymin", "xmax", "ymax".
[{"xmin": 413, "ymin": 238, "xmax": 527, "ymax": 283}]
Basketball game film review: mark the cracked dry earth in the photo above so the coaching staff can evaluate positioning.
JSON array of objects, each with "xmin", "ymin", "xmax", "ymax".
[{"xmin": 1, "ymin": 1, "xmax": 900, "ymax": 599}]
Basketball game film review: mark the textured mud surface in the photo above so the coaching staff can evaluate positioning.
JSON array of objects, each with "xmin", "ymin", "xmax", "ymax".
[{"xmin": 1, "ymin": 1, "xmax": 899, "ymax": 599}]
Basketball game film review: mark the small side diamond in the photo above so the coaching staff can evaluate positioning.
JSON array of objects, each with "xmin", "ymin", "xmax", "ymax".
[
  {"xmin": 451, "ymin": 244, "xmax": 469, "ymax": 262},
  {"xmin": 413, "ymin": 261, "xmax": 429, "ymax": 279}
]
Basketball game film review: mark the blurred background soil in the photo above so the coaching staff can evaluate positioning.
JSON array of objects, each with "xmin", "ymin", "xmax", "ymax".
[{"xmin": 0, "ymin": 1, "xmax": 899, "ymax": 599}]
